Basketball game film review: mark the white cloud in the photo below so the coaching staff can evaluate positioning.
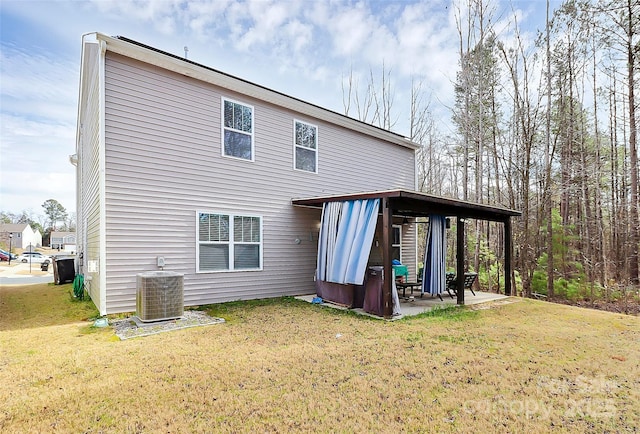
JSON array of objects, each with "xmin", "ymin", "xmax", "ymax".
[
  {"xmin": 327, "ymin": 3, "xmax": 380, "ymax": 58},
  {"xmin": 90, "ymin": 0, "xmax": 182, "ymax": 33},
  {"xmin": 2, "ymin": 172, "xmax": 75, "ymax": 214},
  {"xmin": 185, "ymin": 0, "xmax": 234, "ymax": 38},
  {"xmin": 284, "ymin": 19, "xmax": 313, "ymax": 52},
  {"xmin": 0, "ymin": 0, "xmax": 556, "ymax": 216},
  {"xmin": 1, "ymin": 113, "xmax": 76, "ymax": 213},
  {"xmin": 0, "ymin": 39, "xmax": 77, "ymax": 214},
  {"xmin": 0, "ymin": 44, "xmax": 78, "ymax": 122}
]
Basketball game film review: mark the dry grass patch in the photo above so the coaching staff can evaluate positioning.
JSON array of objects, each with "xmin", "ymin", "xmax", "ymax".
[
  {"xmin": 0, "ymin": 283, "xmax": 98, "ymax": 331},
  {"xmin": 0, "ymin": 285, "xmax": 639, "ymax": 433}
]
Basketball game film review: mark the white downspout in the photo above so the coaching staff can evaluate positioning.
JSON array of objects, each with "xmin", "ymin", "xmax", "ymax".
[
  {"xmin": 98, "ymin": 37, "xmax": 108, "ymax": 316},
  {"xmin": 414, "ymin": 147, "xmax": 419, "ymax": 284},
  {"xmin": 74, "ymin": 32, "xmax": 94, "ymax": 306}
]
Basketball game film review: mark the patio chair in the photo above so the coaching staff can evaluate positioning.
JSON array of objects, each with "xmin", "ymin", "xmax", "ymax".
[
  {"xmin": 446, "ymin": 272, "xmax": 478, "ymax": 297},
  {"xmin": 445, "ymin": 272, "xmax": 456, "ymax": 298},
  {"xmin": 463, "ymin": 272, "xmax": 477, "ymax": 296}
]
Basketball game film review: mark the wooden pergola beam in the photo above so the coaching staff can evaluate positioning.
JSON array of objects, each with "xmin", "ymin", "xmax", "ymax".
[
  {"xmin": 382, "ymin": 197, "xmax": 393, "ymax": 318},
  {"xmin": 457, "ymin": 217, "xmax": 465, "ymax": 305},
  {"xmin": 504, "ymin": 217, "xmax": 513, "ymax": 296}
]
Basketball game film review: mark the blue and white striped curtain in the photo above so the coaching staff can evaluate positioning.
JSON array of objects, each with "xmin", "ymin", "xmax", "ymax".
[
  {"xmin": 316, "ymin": 199, "xmax": 379, "ymax": 285},
  {"xmin": 421, "ymin": 215, "xmax": 447, "ymax": 296},
  {"xmin": 317, "ymin": 201, "xmax": 341, "ymax": 282}
]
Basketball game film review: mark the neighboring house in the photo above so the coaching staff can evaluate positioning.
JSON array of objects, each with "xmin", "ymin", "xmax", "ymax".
[
  {"xmin": 0, "ymin": 224, "xmax": 43, "ymax": 250},
  {"xmin": 74, "ymin": 33, "xmax": 420, "ymax": 316},
  {"xmin": 50, "ymin": 231, "xmax": 77, "ymax": 251}
]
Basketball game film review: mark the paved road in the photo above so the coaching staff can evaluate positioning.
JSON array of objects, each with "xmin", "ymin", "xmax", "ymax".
[
  {"xmin": 0, "ymin": 262, "xmax": 54, "ymax": 286},
  {"xmin": 0, "ymin": 275, "xmax": 54, "ymax": 285}
]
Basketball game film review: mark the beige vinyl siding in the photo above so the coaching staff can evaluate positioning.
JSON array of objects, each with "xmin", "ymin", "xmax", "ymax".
[
  {"xmin": 401, "ymin": 220, "xmax": 418, "ymax": 281},
  {"xmin": 102, "ymin": 52, "xmax": 416, "ymax": 314},
  {"xmin": 368, "ymin": 218, "xmax": 417, "ymax": 281},
  {"xmin": 77, "ymin": 42, "xmax": 104, "ymax": 313}
]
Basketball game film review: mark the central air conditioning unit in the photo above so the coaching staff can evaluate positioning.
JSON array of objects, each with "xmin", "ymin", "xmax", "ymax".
[{"xmin": 136, "ymin": 271, "xmax": 184, "ymax": 322}]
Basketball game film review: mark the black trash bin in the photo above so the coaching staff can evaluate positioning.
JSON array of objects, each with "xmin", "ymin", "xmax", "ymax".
[{"xmin": 53, "ymin": 256, "xmax": 76, "ymax": 284}]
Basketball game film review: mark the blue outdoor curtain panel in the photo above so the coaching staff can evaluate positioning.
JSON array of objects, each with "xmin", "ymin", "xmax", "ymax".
[
  {"xmin": 317, "ymin": 199, "xmax": 380, "ymax": 285},
  {"xmin": 421, "ymin": 215, "xmax": 447, "ymax": 296}
]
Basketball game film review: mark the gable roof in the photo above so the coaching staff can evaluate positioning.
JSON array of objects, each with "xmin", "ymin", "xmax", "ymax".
[
  {"xmin": 0, "ymin": 223, "xmax": 30, "ymax": 233},
  {"xmin": 89, "ymin": 33, "xmax": 419, "ymax": 151},
  {"xmin": 50, "ymin": 231, "xmax": 76, "ymax": 238}
]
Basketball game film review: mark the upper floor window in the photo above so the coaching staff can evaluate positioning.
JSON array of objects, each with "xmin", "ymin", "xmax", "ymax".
[
  {"xmin": 223, "ymin": 98, "xmax": 254, "ymax": 161},
  {"xmin": 294, "ymin": 120, "xmax": 317, "ymax": 173}
]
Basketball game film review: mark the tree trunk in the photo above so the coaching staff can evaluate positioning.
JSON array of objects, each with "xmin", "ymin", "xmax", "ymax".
[
  {"xmin": 545, "ymin": 0, "xmax": 555, "ymax": 298},
  {"xmin": 625, "ymin": 0, "xmax": 639, "ymax": 283}
]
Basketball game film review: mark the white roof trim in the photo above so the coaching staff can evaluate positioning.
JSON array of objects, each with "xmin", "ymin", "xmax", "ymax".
[{"xmin": 94, "ymin": 33, "xmax": 419, "ymax": 150}]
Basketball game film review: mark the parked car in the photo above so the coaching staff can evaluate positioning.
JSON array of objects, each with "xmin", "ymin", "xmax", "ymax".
[
  {"xmin": 17, "ymin": 252, "xmax": 51, "ymax": 264},
  {"xmin": 0, "ymin": 249, "xmax": 17, "ymax": 260},
  {"xmin": 0, "ymin": 251, "xmax": 9, "ymax": 261}
]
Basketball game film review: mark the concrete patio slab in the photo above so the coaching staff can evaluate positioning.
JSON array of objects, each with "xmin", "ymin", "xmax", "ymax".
[{"xmin": 296, "ymin": 290, "xmax": 514, "ymax": 320}]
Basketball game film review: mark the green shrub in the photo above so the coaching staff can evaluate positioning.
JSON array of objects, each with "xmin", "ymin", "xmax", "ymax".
[{"xmin": 532, "ymin": 270, "xmax": 547, "ymax": 295}]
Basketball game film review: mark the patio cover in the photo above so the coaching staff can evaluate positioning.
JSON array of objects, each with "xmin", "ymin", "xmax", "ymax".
[{"xmin": 293, "ymin": 189, "xmax": 521, "ymax": 318}]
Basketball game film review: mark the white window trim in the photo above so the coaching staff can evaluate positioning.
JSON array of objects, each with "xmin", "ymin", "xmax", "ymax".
[
  {"xmin": 196, "ymin": 210, "xmax": 263, "ymax": 273},
  {"xmin": 293, "ymin": 119, "xmax": 318, "ymax": 173},
  {"xmin": 221, "ymin": 97, "xmax": 255, "ymax": 162}
]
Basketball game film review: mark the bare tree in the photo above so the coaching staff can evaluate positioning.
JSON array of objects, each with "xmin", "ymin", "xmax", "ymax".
[
  {"xmin": 545, "ymin": 0, "xmax": 555, "ymax": 297},
  {"xmin": 341, "ymin": 63, "xmax": 398, "ymax": 130}
]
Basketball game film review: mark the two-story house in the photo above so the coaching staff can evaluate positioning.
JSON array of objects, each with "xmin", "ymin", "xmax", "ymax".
[
  {"xmin": 50, "ymin": 231, "xmax": 77, "ymax": 251},
  {"xmin": 74, "ymin": 33, "xmax": 425, "ymax": 316},
  {"xmin": 75, "ymin": 34, "xmax": 520, "ymax": 317},
  {"xmin": 0, "ymin": 223, "xmax": 43, "ymax": 250}
]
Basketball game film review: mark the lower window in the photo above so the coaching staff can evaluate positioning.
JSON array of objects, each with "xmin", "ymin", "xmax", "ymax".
[{"xmin": 198, "ymin": 212, "xmax": 262, "ymax": 272}]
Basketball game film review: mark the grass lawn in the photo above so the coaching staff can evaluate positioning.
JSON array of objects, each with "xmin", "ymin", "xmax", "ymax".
[{"xmin": 1, "ymin": 284, "xmax": 638, "ymax": 433}]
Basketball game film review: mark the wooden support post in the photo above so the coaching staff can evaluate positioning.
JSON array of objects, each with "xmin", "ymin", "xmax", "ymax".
[
  {"xmin": 456, "ymin": 217, "xmax": 465, "ymax": 305},
  {"xmin": 504, "ymin": 217, "xmax": 513, "ymax": 296},
  {"xmin": 382, "ymin": 197, "xmax": 393, "ymax": 318}
]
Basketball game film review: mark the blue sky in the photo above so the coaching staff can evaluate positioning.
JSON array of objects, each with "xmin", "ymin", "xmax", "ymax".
[{"xmin": 0, "ymin": 0, "xmax": 557, "ymax": 218}]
